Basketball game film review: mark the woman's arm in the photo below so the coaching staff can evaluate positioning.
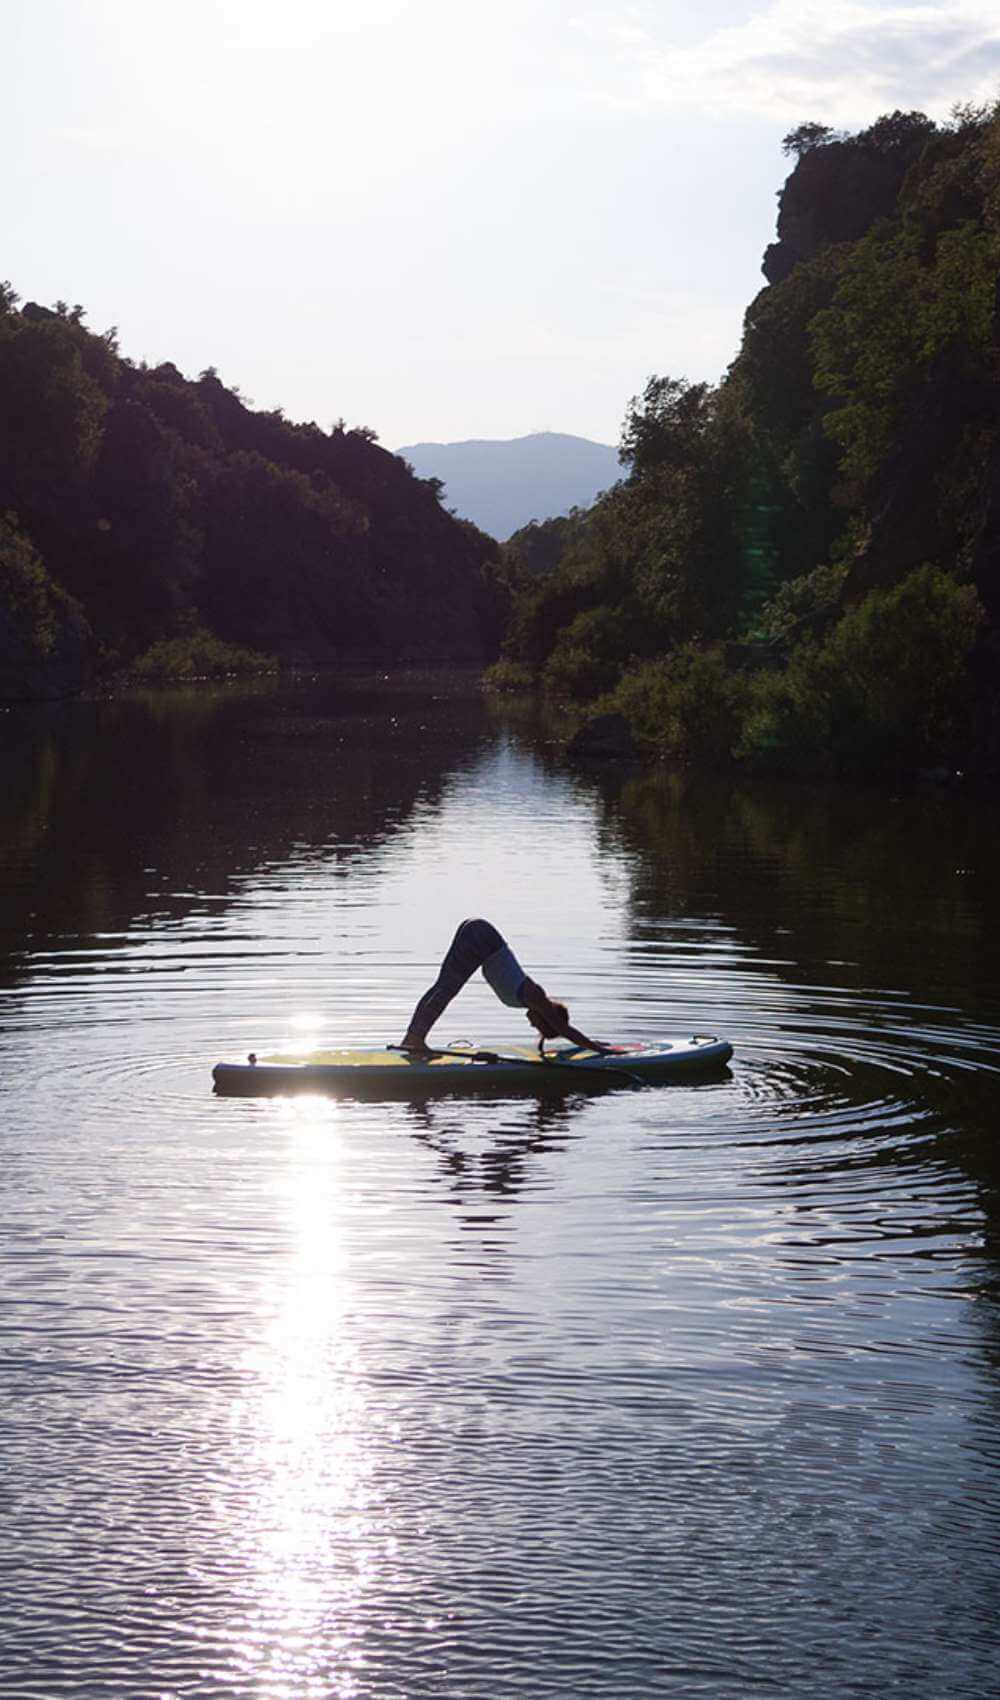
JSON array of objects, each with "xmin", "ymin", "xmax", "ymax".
[{"xmin": 522, "ymin": 980, "xmax": 612, "ymax": 1052}]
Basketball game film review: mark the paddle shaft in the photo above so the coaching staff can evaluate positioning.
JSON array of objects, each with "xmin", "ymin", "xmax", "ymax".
[{"xmin": 389, "ymin": 1043, "xmax": 644, "ymax": 1086}]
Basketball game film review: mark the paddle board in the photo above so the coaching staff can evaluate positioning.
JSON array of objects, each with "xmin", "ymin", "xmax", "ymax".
[{"xmin": 212, "ymin": 1037, "xmax": 733, "ymax": 1098}]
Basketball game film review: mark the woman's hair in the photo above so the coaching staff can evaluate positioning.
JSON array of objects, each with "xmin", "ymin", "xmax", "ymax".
[{"xmin": 527, "ymin": 1000, "xmax": 568, "ymax": 1040}]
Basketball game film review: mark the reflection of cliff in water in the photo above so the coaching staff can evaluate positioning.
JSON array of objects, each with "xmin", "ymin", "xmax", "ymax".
[
  {"xmin": 486, "ymin": 696, "xmax": 1000, "ymax": 1004},
  {"xmin": 587, "ymin": 764, "xmax": 1000, "ymax": 1228},
  {"xmin": 490, "ymin": 692, "xmax": 1000, "ymax": 1254},
  {"xmin": 563, "ymin": 766, "xmax": 1000, "ymax": 1005},
  {"xmin": 0, "ymin": 672, "xmax": 493, "ymax": 984}
]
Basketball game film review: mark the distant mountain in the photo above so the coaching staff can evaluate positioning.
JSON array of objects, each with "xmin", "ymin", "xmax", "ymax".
[{"xmin": 396, "ymin": 431, "xmax": 621, "ymax": 541}]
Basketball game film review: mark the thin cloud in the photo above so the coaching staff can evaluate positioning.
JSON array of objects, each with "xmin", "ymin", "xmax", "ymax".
[
  {"xmin": 49, "ymin": 126, "xmax": 134, "ymax": 152},
  {"xmin": 578, "ymin": 1, "xmax": 1000, "ymax": 125}
]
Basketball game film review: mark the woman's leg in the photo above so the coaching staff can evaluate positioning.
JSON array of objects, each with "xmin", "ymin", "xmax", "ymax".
[{"xmin": 401, "ymin": 919, "xmax": 505, "ymax": 1044}]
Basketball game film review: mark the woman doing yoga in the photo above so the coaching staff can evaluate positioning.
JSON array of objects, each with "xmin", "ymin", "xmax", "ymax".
[{"xmin": 400, "ymin": 918, "xmax": 609, "ymax": 1053}]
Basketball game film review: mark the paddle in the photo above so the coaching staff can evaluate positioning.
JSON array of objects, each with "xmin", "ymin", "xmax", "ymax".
[{"xmin": 388, "ymin": 1042, "xmax": 644, "ymax": 1087}]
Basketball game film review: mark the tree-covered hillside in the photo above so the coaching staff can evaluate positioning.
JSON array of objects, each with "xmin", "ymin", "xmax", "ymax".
[
  {"xmin": 0, "ymin": 287, "xmax": 504, "ymax": 698},
  {"xmin": 494, "ymin": 106, "xmax": 1000, "ymax": 777}
]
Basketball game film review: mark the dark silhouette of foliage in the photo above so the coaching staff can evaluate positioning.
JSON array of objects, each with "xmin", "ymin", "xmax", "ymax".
[
  {"xmin": 782, "ymin": 123, "xmax": 839, "ymax": 158},
  {"xmin": 0, "ymin": 512, "xmax": 90, "ymax": 699},
  {"xmin": 0, "ymin": 289, "xmax": 504, "ymax": 692},
  {"xmin": 129, "ymin": 629, "xmax": 275, "ymax": 682},
  {"xmin": 501, "ymin": 510, "xmax": 592, "ymax": 583},
  {"xmin": 498, "ymin": 103, "xmax": 1000, "ymax": 773},
  {"xmin": 739, "ymin": 567, "xmax": 983, "ymax": 770}
]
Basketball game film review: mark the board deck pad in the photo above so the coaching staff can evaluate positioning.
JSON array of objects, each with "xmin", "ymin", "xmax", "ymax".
[{"xmin": 212, "ymin": 1038, "xmax": 733, "ymax": 1098}]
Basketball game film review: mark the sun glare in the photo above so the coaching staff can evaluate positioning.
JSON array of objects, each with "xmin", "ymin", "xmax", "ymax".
[
  {"xmin": 289, "ymin": 1012, "xmax": 326, "ymax": 1036},
  {"xmin": 219, "ymin": 1109, "xmax": 388, "ymax": 1693}
]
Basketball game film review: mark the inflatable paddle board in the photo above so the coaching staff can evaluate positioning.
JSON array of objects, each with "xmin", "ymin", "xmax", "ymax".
[{"xmin": 212, "ymin": 1037, "xmax": 733, "ymax": 1098}]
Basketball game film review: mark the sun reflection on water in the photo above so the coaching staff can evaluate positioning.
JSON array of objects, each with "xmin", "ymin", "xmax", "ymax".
[{"xmin": 226, "ymin": 1098, "xmax": 384, "ymax": 1697}]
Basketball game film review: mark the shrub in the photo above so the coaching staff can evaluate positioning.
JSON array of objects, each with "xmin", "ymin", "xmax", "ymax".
[
  {"xmin": 739, "ymin": 564, "xmax": 983, "ymax": 768},
  {"xmin": 830, "ymin": 564, "xmax": 982, "ymax": 752},
  {"xmin": 543, "ymin": 644, "xmax": 620, "ymax": 700},
  {"xmin": 129, "ymin": 629, "xmax": 276, "ymax": 682},
  {"xmin": 752, "ymin": 560, "xmax": 848, "ymax": 640},
  {"xmin": 738, "ymin": 639, "xmax": 844, "ymax": 767},
  {"xmin": 607, "ymin": 645, "xmax": 749, "ymax": 763},
  {"xmin": 482, "ymin": 657, "xmax": 535, "ymax": 692},
  {"xmin": 1, "ymin": 512, "xmax": 75, "ymax": 657},
  {"xmin": 0, "ymin": 512, "xmax": 90, "ymax": 672},
  {"xmin": 541, "ymin": 605, "xmax": 630, "ymax": 700}
]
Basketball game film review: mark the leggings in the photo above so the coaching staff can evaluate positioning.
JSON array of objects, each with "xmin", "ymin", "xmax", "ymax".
[{"xmin": 407, "ymin": 918, "xmax": 507, "ymax": 1039}]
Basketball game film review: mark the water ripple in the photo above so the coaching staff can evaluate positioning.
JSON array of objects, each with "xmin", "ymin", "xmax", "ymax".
[{"xmin": 3, "ymin": 702, "xmax": 1000, "ymax": 1699}]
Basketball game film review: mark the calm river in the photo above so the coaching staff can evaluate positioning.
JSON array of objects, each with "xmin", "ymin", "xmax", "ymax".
[{"xmin": 2, "ymin": 673, "xmax": 999, "ymax": 1699}]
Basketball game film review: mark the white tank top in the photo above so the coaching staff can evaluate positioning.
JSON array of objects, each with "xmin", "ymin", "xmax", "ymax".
[{"xmin": 481, "ymin": 943, "xmax": 529, "ymax": 1007}]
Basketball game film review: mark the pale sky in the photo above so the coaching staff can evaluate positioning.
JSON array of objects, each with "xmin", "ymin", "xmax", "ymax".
[{"xmin": 6, "ymin": 1, "xmax": 1000, "ymax": 448}]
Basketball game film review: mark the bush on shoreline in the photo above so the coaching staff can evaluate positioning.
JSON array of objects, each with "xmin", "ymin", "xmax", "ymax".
[
  {"xmin": 599, "ymin": 646, "xmax": 749, "ymax": 764},
  {"xmin": 482, "ymin": 656, "xmax": 535, "ymax": 693},
  {"xmin": 0, "ymin": 512, "xmax": 91, "ymax": 698},
  {"xmin": 128, "ymin": 630, "xmax": 277, "ymax": 682},
  {"xmin": 738, "ymin": 566, "xmax": 983, "ymax": 770},
  {"xmin": 551, "ymin": 567, "xmax": 985, "ymax": 775}
]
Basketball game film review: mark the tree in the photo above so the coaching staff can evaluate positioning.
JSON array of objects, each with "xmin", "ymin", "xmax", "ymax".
[
  {"xmin": 857, "ymin": 110, "xmax": 936, "ymax": 158},
  {"xmin": 619, "ymin": 377, "xmax": 714, "ymax": 479},
  {"xmin": 782, "ymin": 123, "xmax": 837, "ymax": 158},
  {"xmin": 0, "ymin": 512, "xmax": 90, "ymax": 697},
  {"xmin": 0, "ymin": 309, "xmax": 108, "ymax": 565},
  {"xmin": 81, "ymin": 399, "xmax": 202, "ymax": 650},
  {"xmin": 811, "ymin": 221, "xmax": 998, "ymax": 488},
  {"xmin": 198, "ymin": 451, "xmax": 370, "ymax": 651}
]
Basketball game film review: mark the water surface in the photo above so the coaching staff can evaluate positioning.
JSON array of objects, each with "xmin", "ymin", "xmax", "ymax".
[{"xmin": 2, "ymin": 675, "xmax": 999, "ymax": 1698}]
